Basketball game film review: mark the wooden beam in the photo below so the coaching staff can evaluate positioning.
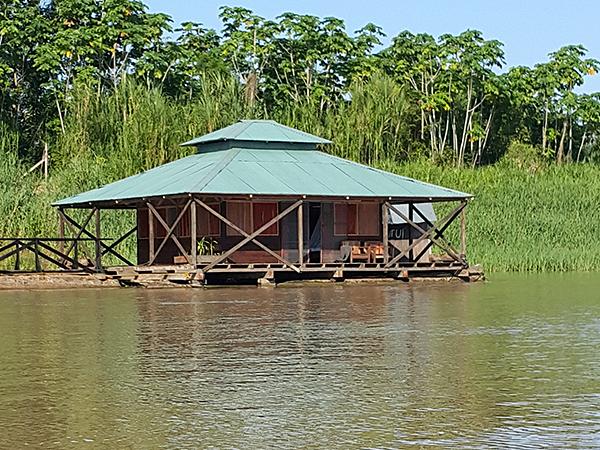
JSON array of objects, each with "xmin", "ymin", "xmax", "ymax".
[
  {"xmin": 298, "ymin": 202, "xmax": 303, "ymax": 266},
  {"xmin": 148, "ymin": 206, "xmax": 155, "ymax": 264},
  {"xmin": 191, "ymin": 198, "xmax": 197, "ymax": 267},
  {"xmin": 147, "ymin": 200, "xmax": 192, "ymax": 265},
  {"xmin": 385, "ymin": 202, "xmax": 466, "ymax": 268},
  {"xmin": 94, "ymin": 208, "xmax": 102, "ymax": 271},
  {"xmin": 101, "ymin": 226, "xmax": 136, "ymax": 266},
  {"xmin": 59, "ymin": 208, "xmax": 95, "ymax": 260},
  {"xmin": 408, "ymin": 203, "xmax": 414, "ymax": 263},
  {"xmin": 56, "ymin": 210, "xmax": 131, "ymax": 265},
  {"xmin": 411, "ymin": 204, "xmax": 461, "ymax": 258},
  {"xmin": 460, "ymin": 200, "xmax": 467, "ymax": 257},
  {"xmin": 196, "ymin": 199, "xmax": 301, "ymax": 273},
  {"xmin": 197, "ymin": 199, "xmax": 302, "ymax": 273},
  {"xmin": 35, "ymin": 240, "xmax": 95, "ymax": 273},
  {"xmin": 382, "ymin": 202, "xmax": 389, "ymax": 264},
  {"xmin": 58, "ymin": 209, "xmax": 65, "ymax": 255},
  {"xmin": 413, "ymin": 204, "xmax": 467, "ymax": 264}
]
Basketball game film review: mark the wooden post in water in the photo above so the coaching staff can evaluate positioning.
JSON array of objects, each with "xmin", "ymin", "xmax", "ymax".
[
  {"xmin": 460, "ymin": 200, "xmax": 467, "ymax": 258},
  {"xmin": 190, "ymin": 198, "xmax": 197, "ymax": 267},
  {"xmin": 148, "ymin": 204, "xmax": 155, "ymax": 264},
  {"xmin": 297, "ymin": 201, "xmax": 303, "ymax": 266},
  {"xmin": 94, "ymin": 208, "xmax": 102, "ymax": 271},
  {"xmin": 408, "ymin": 203, "xmax": 414, "ymax": 263},
  {"xmin": 382, "ymin": 202, "xmax": 389, "ymax": 264}
]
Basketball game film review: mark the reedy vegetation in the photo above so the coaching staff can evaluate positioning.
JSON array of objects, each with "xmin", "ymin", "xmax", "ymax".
[{"xmin": 2, "ymin": 1, "xmax": 600, "ymax": 271}]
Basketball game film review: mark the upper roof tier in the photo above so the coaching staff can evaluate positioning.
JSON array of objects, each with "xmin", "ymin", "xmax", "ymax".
[
  {"xmin": 180, "ymin": 120, "xmax": 331, "ymax": 147},
  {"xmin": 53, "ymin": 120, "xmax": 471, "ymax": 207}
]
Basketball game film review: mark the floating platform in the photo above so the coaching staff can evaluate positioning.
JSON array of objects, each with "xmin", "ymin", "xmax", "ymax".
[
  {"xmin": 1, "ymin": 261, "xmax": 484, "ymax": 290},
  {"xmin": 102, "ymin": 261, "xmax": 484, "ymax": 287}
]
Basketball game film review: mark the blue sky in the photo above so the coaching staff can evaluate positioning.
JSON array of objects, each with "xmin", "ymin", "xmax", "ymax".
[{"xmin": 146, "ymin": 0, "xmax": 600, "ymax": 92}]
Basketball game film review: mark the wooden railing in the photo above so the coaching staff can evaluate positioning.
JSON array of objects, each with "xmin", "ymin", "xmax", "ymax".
[{"xmin": 0, "ymin": 238, "xmax": 108, "ymax": 273}]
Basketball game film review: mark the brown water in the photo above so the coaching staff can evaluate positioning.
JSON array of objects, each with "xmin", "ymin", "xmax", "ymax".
[{"xmin": 0, "ymin": 274, "xmax": 599, "ymax": 449}]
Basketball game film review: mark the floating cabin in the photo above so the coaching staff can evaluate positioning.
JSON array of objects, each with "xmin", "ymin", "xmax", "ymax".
[{"xmin": 53, "ymin": 120, "xmax": 480, "ymax": 286}]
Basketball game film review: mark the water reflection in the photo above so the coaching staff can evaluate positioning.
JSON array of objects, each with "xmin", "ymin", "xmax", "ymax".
[{"xmin": 0, "ymin": 275, "xmax": 599, "ymax": 448}]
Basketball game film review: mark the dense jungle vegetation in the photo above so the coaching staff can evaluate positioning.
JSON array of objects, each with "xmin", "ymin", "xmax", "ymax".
[{"xmin": 2, "ymin": 0, "xmax": 600, "ymax": 271}]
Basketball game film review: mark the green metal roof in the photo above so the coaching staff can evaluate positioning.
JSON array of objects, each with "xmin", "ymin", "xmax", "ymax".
[
  {"xmin": 180, "ymin": 120, "xmax": 331, "ymax": 146},
  {"xmin": 53, "ymin": 147, "xmax": 471, "ymax": 207}
]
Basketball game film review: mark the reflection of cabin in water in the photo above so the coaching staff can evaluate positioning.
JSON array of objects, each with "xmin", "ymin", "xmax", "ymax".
[{"xmin": 52, "ymin": 120, "xmax": 475, "ymax": 285}]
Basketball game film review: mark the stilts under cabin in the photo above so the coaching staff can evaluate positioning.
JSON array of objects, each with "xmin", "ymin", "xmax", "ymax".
[{"xmin": 1, "ymin": 120, "xmax": 483, "ymax": 286}]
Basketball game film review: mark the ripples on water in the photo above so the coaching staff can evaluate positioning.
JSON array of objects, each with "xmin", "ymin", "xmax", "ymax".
[{"xmin": 0, "ymin": 274, "xmax": 599, "ymax": 448}]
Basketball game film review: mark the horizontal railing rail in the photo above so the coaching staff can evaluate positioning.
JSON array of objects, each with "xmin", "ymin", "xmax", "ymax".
[{"xmin": 0, "ymin": 237, "xmax": 119, "ymax": 273}]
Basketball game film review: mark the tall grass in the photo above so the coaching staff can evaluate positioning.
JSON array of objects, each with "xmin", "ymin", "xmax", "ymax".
[
  {"xmin": 384, "ymin": 159, "xmax": 600, "ymax": 272},
  {"xmin": 2, "ymin": 75, "xmax": 600, "ymax": 271}
]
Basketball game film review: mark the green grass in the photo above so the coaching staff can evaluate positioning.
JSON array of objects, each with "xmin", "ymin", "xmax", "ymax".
[{"xmin": 383, "ymin": 160, "xmax": 600, "ymax": 272}]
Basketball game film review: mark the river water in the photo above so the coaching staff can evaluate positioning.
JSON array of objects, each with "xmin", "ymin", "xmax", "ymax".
[{"xmin": 0, "ymin": 274, "xmax": 599, "ymax": 449}]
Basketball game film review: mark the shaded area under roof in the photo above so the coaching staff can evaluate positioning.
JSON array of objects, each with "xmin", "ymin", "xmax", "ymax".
[
  {"xmin": 181, "ymin": 120, "xmax": 331, "ymax": 147},
  {"xmin": 54, "ymin": 147, "xmax": 471, "ymax": 207}
]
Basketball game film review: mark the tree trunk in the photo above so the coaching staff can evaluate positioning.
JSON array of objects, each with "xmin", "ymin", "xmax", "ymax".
[
  {"xmin": 542, "ymin": 101, "xmax": 548, "ymax": 151},
  {"xmin": 567, "ymin": 116, "xmax": 573, "ymax": 161},
  {"xmin": 557, "ymin": 118, "xmax": 568, "ymax": 164},
  {"xmin": 577, "ymin": 129, "xmax": 587, "ymax": 162}
]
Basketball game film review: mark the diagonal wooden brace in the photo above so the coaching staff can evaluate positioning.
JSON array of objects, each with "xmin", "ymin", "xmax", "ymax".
[
  {"xmin": 411, "ymin": 203, "xmax": 462, "ymax": 258},
  {"xmin": 101, "ymin": 226, "xmax": 136, "ymax": 266},
  {"xmin": 147, "ymin": 200, "xmax": 192, "ymax": 265},
  {"xmin": 59, "ymin": 208, "xmax": 95, "ymax": 260},
  {"xmin": 385, "ymin": 202, "xmax": 466, "ymax": 267},
  {"xmin": 197, "ymin": 199, "xmax": 302, "ymax": 273},
  {"xmin": 413, "ymin": 203, "xmax": 466, "ymax": 264},
  {"xmin": 60, "ymin": 209, "xmax": 131, "ymax": 266}
]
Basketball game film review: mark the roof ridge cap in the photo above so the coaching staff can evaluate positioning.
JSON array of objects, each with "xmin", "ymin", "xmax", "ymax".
[{"xmin": 189, "ymin": 147, "xmax": 241, "ymax": 192}]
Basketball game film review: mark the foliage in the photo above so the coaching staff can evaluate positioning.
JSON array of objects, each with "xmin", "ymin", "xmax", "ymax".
[{"xmin": 3, "ymin": 3, "xmax": 600, "ymax": 272}]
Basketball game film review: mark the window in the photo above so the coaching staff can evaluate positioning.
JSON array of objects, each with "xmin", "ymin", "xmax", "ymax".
[
  {"xmin": 358, "ymin": 203, "xmax": 379, "ymax": 235},
  {"xmin": 253, "ymin": 202, "xmax": 278, "ymax": 235},
  {"xmin": 334, "ymin": 202, "xmax": 379, "ymax": 236},
  {"xmin": 226, "ymin": 202, "xmax": 252, "ymax": 235},
  {"xmin": 226, "ymin": 201, "xmax": 278, "ymax": 236}
]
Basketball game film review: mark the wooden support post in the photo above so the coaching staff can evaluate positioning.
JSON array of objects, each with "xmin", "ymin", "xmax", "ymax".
[
  {"xmin": 148, "ymin": 205, "xmax": 155, "ymax": 264},
  {"xmin": 297, "ymin": 202, "xmax": 303, "ymax": 266},
  {"xmin": 94, "ymin": 208, "xmax": 102, "ymax": 272},
  {"xmin": 73, "ymin": 239, "xmax": 79, "ymax": 269},
  {"xmin": 58, "ymin": 209, "xmax": 65, "ymax": 255},
  {"xmin": 191, "ymin": 198, "xmax": 197, "ymax": 267},
  {"xmin": 14, "ymin": 241, "xmax": 20, "ymax": 271},
  {"xmin": 460, "ymin": 200, "xmax": 467, "ymax": 257},
  {"xmin": 382, "ymin": 202, "xmax": 389, "ymax": 264},
  {"xmin": 408, "ymin": 203, "xmax": 414, "ymax": 263},
  {"xmin": 34, "ymin": 238, "xmax": 41, "ymax": 272}
]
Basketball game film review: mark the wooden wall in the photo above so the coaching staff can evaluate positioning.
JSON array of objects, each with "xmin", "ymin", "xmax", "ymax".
[{"xmin": 136, "ymin": 199, "xmax": 387, "ymax": 266}]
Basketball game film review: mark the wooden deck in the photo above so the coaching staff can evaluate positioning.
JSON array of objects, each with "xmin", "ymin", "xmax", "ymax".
[{"xmin": 104, "ymin": 261, "xmax": 484, "ymax": 287}]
